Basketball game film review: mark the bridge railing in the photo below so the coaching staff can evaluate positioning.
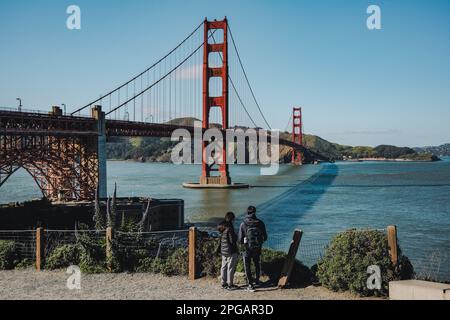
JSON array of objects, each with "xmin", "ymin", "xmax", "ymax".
[{"xmin": 0, "ymin": 106, "xmax": 92, "ymax": 118}]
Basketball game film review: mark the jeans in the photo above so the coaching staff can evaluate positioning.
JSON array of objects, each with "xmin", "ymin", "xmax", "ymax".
[
  {"xmin": 221, "ymin": 253, "xmax": 238, "ymax": 286},
  {"xmin": 242, "ymin": 250, "xmax": 261, "ymax": 285}
]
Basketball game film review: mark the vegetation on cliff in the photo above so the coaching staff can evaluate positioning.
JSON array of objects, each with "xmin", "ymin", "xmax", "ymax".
[{"xmin": 106, "ymin": 118, "xmax": 440, "ymax": 162}]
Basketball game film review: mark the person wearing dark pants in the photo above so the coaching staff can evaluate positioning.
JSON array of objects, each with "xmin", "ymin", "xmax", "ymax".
[
  {"xmin": 217, "ymin": 212, "xmax": 239, "ymax": 290},
  {"xmin": 238, "ymin": 206, "xmax": 268, "ymax": 290}
]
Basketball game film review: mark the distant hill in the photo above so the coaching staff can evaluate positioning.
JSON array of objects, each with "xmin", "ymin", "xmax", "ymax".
[
  {"xmin": 280, "ymin": 131, "xmax": 438, "ymax": 161},
  {"xmin": 414, "ymin": 143, "xmax": 450, "ymax": 157},
  {"xmin": 106, "ymin": 118, "xmax": 440, "ymax": 162}
]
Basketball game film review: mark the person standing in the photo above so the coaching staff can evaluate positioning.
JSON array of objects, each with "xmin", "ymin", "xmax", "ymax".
[
  {"xmin": 238, "ymin": 206, "xmax": 268, "ymax": 290},
  {"xmin": 217, "ymin": 212, "xmax": 239, "ymax": 290}
]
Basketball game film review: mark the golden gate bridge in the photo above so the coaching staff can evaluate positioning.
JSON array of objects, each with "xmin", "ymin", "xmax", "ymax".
[{"xmin": 0, "ymin": 18, "xmax": 328, "ymax": 202}]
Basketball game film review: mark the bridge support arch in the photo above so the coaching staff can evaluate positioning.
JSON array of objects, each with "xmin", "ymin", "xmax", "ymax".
[{"xmin": 0, "ymin": 106, "xmax": 106, "ymax": 202}]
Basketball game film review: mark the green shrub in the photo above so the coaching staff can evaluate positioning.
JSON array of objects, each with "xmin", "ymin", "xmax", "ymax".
[
  {"xmin": 162, "ymin": 248, "xmax": 188, "ymax": 276},
  {"xmin": 198, "ymin": 238, "xmax": 222, "ymax": 277},
  {"xmin": 78, "ymin": 242, "xmax": 107, "ymax": 274},
  {"xmin": 15, "ymin": 258, "xmax": 34, "ymax": 269},
  {"xmin": 76, "ymin": 228, "xmax": 107, "ymax": 273},
  {"xmin": 45, "ymin": 244, "xmax": 81, "ymax": 270},
  {"xmin": 0, "ymin": 240, "xmax": 19, "ymax": 270},
  {"xmin": 133, "ymin": 249, "xmax": 188, "ymax": 276},
  {"xmin": 316, "ymin": 229, "xmax": 414, "ymax": 297}
]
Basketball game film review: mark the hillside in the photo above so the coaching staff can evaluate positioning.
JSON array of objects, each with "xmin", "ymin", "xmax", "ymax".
[
  {"xmin": 106, "ymin": 119, "xmax": 440, "ymax": 163},
  {"xmin": 414, "ymin": 144, "xmax": 450, "ymax": 157}
]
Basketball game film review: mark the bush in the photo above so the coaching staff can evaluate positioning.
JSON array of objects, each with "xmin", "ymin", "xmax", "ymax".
[
  {"xmin": 198, "ymin": 237, "xmax": 222, "ymax": 277},
  {"xmin": 316, "ymin": 229, "xmax": 414, "ymax": 297},
  {"xmin": 133, "ymin": 248, "xmax": 188, "ymax": 276},
  {"xmin": 45, "ymin": 244, "xmax": 81, "ymax": 270},
  {"xmin": 161, "ymin": 248, "xmax": 189, "ymax": 276},
  {"xmin": 44, "ymin": 228, "xmax": 106, "ymax": 273},
  {"xmin": 77, "ymin": 233, "xmax": 107, "ymax": 274},
  {"xmin": 15, "ymin": 258, "xmax": 34, "ymax": 269},
  {"xmin": 0, "ymin": 240, "xmax": 19, "ymax": 270}
]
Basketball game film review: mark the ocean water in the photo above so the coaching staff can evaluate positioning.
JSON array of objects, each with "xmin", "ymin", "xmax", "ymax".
[{"xmin": 1, "ymin": 158, "xmax": 449, "ymax": 280}]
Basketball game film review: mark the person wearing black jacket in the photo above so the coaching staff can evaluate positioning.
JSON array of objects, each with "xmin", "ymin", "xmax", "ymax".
[
  {"xmin": 238, "ymin": 206, "xmax": 268, "ymax": 290},
  {"xmin": 217, "ymin": 212, "xmax": 239, "ymax": 290}
]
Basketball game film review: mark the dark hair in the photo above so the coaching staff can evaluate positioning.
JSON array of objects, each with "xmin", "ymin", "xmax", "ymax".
[
  {"xmin": 225, "ymin": 212, "xmax": 235, "ymax": 222},
  {"xmin": 247, "ymin": 206, "xmax": 256, "ymax": 214}
]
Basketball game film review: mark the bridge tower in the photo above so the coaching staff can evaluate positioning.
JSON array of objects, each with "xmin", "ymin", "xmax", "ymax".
[
  {"xmin": 200, "ymin": 18, "xmax": 231, "ymax": 185},
  {"xmin": 292, "ymin": 107, "xmax": 303, "ymax": 165}
]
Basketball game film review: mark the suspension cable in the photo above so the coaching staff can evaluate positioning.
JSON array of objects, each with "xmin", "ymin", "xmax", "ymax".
[
  {"xmin": 210, "ymin": 33, "xmax": 258, "ymax": 128},
  {"xmin": 228, "ymin": 24, "xmax": 272, "ymax": 130},
  {"xmin": 71, "ymin": 21, "xmax": 204, "ymax": 115},
  {"xmin": 106, "ymin": 29, "xmax": 218, "ymax": 116}
]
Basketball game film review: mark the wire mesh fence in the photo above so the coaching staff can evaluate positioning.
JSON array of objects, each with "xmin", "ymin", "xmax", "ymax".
[
  {"xmin": 115, "ymin": 230, "xmax": 189, "ymax": 259},
  {"xmin": 44, "ymin": 229, "xmax": 106, "ymax": 262},
  {"xmin": 0, "ymin": 228, "xmax": 191, "ymax": 271},
  {"xmin": 267, "ymin": 231, "xmax": 333, "ymax": 267},
  {"xmin": 268, "ymin": 229, "xmax": 449, "ymax": 282},
  {"xmin": 398, "ymin": 236, "xmax": 449, "ymax": 283},
  {"xmin": 412, "ymin": 249, "xmax": 449, "ymax": 282},
  {"xmin": 0, "ymin": 230, "xmax": 35, "ymax": 262},
  {"xmin": 0, "ymin": 227, "xmax": 448, "ymax": 282}
]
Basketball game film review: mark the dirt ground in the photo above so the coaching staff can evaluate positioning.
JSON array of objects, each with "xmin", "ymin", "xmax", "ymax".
[{"xmin": 0, "ymin": 269, "xmax": 380, "ymax": 300}]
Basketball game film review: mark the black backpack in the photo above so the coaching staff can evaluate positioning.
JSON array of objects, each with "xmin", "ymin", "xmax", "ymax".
[{"xmin": 246, "ymin": 223, "xmax": 262, "ymax": 250}]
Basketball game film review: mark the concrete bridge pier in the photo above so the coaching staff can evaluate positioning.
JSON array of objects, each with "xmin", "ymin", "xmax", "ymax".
[{"xmin": 92, "ymin": 105, "xmax": 107, "ymax": 199}]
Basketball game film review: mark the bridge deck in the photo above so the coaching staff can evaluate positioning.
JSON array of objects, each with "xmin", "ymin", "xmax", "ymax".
[{"xmin": 0, "ymin": 110, "xmax": 328, "ymax": 161}]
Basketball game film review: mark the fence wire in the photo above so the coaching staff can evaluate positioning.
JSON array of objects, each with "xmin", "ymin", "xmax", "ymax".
[
  {"xmin": 268, "ymin": 232, "xmax": 334, "ymax": 267},
  {"xmin": 44, "ymin": 230, "xmax": 106, "ymax": 261},
  {"xmin": 0, "ymin": 227, "xmax": 448, "ymax": 282},
  {"xmin": 399, "ymin": 237, "xmax": 449, "ymax": 283},
  {"xmin": 0, "ymin": 230, "xmax": 35, "ymax": 261},
  {"xmin": 115, "ymin": 230, "xmax": 189, "ymax": 259},
  {"xmin": 269, "ymin": 229, "xmax": 449, "ymax": 282}
]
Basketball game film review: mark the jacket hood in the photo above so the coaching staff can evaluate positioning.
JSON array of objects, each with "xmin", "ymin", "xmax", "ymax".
[
  {"xmin": 244, "ymin": 213, "xmax": 258, "ymax": 224},
  {"xmin": 217, "ymin": 220, "xmax": 234, "ymax": 232}
]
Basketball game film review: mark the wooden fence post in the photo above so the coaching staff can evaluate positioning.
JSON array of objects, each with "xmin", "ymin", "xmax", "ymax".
[
  {"xmin": 188, "ymin": 227, "xmax": 198, "ymax": 280},
  {"xmin": 387, "ymin": 225, "xmax": 398, "ymax": 265},
  {"xmin": 35, "ymin": 227, "xmax": 44, "ymax": 271},
  {"xmin": 106, "ymin": 227, "xmax": 113, "ymax": 272},
  {"xmin": 278, "ymin": 229, "xmax": 303, "ymax": 288}
]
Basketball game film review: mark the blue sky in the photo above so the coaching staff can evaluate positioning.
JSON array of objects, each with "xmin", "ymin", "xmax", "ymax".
[{"xmin": 0, "ymin": 0, "xmax": 449, "ymax": 147}]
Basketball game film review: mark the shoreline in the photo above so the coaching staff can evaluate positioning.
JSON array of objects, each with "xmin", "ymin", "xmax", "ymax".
[{"xmin": 340, "ymin": 157, "xmax": 440, "ymax": 163}]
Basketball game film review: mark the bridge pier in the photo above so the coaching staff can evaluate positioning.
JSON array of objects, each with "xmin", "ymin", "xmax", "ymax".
[{"xmin": 92, "ymin": 106, "xmax": 107, "ymax": 199}]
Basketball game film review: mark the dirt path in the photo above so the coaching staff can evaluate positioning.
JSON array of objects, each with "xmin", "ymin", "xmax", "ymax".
[{"xmin": 0, "ymin": 269, "xmax": 377, "ymax": 300}]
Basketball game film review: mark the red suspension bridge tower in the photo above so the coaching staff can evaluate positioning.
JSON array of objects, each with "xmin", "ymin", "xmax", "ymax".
[
  {"xmin": 200, "ymin": 18, "xmax": 231, "ymax": 185},
  {"xmin": 292, "ymin": 107, "xmax": 303, "ymax": 165}
]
